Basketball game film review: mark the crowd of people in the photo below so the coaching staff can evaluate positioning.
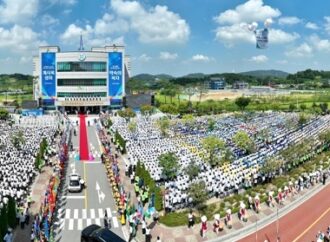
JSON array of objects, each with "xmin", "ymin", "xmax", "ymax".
[
  {"xmin": 0, "ymin": 115, "xmax": 59, "ymax": 209},
  {"xmin": 110, "ymin": 112, "xmax": 330, "ymax": 211}
]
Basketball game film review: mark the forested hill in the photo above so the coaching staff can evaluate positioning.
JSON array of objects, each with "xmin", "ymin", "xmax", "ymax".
[
  {"xmin": 240, "ymin": 70, "xmax": 289, "ymax": 78},
  {"xmin": 0, "ymin": 74, "xmax": 33, "ymax": 91}
]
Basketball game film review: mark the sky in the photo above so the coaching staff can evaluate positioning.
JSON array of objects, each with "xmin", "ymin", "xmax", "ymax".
[{"xmin": 0, "ymin": 0, "xmax": 330, "ymax": 77}]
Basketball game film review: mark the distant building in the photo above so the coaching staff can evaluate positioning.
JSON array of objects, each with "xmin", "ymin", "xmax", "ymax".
[
  {"xmin": 232, "ymin": 81, "xmax": 249, "ymax": 89},
  {"xmin": 205, "ymin": 77, "xmax": 226, "ymax": 90}
]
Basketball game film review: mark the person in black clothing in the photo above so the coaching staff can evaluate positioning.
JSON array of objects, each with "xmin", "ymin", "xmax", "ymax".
[{"xmin": 323, "ymin": 172, "xmax": 327, "ymax": 185}]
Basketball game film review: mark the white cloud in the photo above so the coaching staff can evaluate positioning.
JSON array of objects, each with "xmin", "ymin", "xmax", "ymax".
[
  {"xmin": 285, "ymin": 43, "xmax": 313, "ymax": 58},
  {"xmin": 213, "ymin": 0, "xmax": 298, "ymax": 46},
  {"xmin": 0, "ymin": 25, "xmax": 44, "ymax": 52},
  {"xmin": 60, "ymin": 23, "xmax": 125, "ymax": 47},
  {"xmin": 324, "ymin": 17, "xmax": 330, "ymax": 34},
  {"xmin": 305, "ymin": 22, "xmax": 319, "ymax": 30},
  {"xmin": 41, "ymin": 14, "xmax": 59, "ymax": 26},
  {"xmin": 159, "ymin": 51, "xmax": 178, "ymax": 60},
  {"xmin": 215, "ymin": 24, "xmax": 299, "ymax": 45},
  {"xmin": 0, "ymin": 0, "xmax": 39, "ymax": 25},
  {"xmin": 309, "ymin": 35, "xmax": 330, "ymax": 52},
  {"xmin": 111, "ymin": 0, "xmax": 190, "ymax": 44},
  {"xmin": 276, "ymin": 60, "xmax": 288, "ymax": 65},
  {"xmin": 191, "ymin": 54, "xmax": 212, "ymax": 62},
  {"xmin": 269, "ymin": 29, "xmax": 300, "ymax": 44},
  {"xmin": 47, "ymin": 0, "xmax": 76, "ymax": 6},
  {"xmin": 214, "ymin": 0, "xmax": 281, "ymax": 25},
  {"xmin": 215, "ymin": 24, "xmax": 255, "ymax": 44},
  {"xmin": 137, "ymin": 54, "xmax": 151, "ymax": 62},
  {"xmin": 249, "ymin": 55, "xmax": 268, "ymax": 63},
  {"xmin": 94, "ymin": 13, "xmax": 129, "ymax": 35},
  {"xmin": 278, "ymin": 16, "xmax": 302, "ymax": 25},
  {"xmin": 19, "ymin": 56, "xmax": 32, "ymax": 64}
]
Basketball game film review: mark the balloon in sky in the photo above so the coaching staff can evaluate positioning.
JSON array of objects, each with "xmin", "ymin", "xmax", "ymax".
[{"xmin": 246, "ymin": 19, "xmax": 272, "ymax": 49}]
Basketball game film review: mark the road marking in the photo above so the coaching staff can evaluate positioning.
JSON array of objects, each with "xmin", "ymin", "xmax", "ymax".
[
  {"xmin": 65, "ymin": 209, "xmax": 71, "ymax": 219},
  {"xmin": 90, "ymin": 209, "xmax": 95, "ymax": 219},
  {"xmin": 112, "ymin": 217, "xmax": 119, "ymax": 228},
  {"xmin": 77, "ymin": 219, "xmax": 83, "ymax": 230},
  {"xmin": 293, "ymin": 207, "xmax": 330, "ymax": 242},
  {"xmin": 98, "ymin": 208, "xmax": 103, "ymax": 218},
  {"xmin": 95, "ymin": 218, "xmax": 101, "ymax": 226},
  {"xmin": 64, "ymin": 196, "xmax": 85, "ymax": 199},
  {"xmin": 59, "ymin": 219, "xmax": 65, "ymax": 230},
  {"xmin": 84, "ymin": 161, "xmax": 88, "ymax": 209},
  {"xmin": 74, "ymin": 209, "xmax": 79, "ymax": 219},
  {"xmin": 86, "ymin": 219, "xmax": 92, "ymax": 226},
  {"xmin": 106, "ymin": 208, "xmax": 112, "ymax": 216},
  {"xmin": 82, "ymin": 209, "xmax": 87, "ymax": 219},
  {"xmin": 68, "ymin": 219, "xmax": 74, "ymax": 230}
]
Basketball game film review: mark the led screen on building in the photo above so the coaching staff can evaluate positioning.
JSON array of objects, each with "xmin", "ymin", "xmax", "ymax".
[
  {"xmin": 108, "ymin": 52, "xmax": 123, "ymax": 105},
  {"xmin": 41, "ymin": 52, "xmax": 56, "ymax": 105}
]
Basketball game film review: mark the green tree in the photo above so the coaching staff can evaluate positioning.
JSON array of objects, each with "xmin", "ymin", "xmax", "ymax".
[
  {"xmin": 207, "ymin": 117, "xmax": 216, "ymax": 131},
  {"xmin": 259, "ymin": 157, "xmax": 283, "ymax": 176},
  {"xmin": 201, "ymin": 136, "xmax": 225, "ymax": 167},
  {"xmin": 196, "ymin": 83, "xmax": 208, "ymax": 102},
  {"xmin": 184, "ymin": 161, "xmax": 200, "ymax": 181},
  {"xmin": 319, "ymin": 130, "xmax": 330, "ymax": 144},
  {"xmin": 128, "ymin": 120, "xmax": 137, "ymax": 133},
  {"xmin": 288, "ymin": 103, "xmax": 296, "ymax": 112},
  {"xmin": 183, "ymin": 86, "xmax": 195, "ymax": 102},
  {"xmin": 156, "ymin": 117, "xmax": 170, "ymax": 136},
  {"xmin": 188, "ymin": 181, "xmax": 208, "ymax": 209},
  {"xmin": 140, "ymin": 105, "xmax": 154, "ymax": 116},
  {"xmin": 0, "ymin": 204, "xmax": 8, "ymax": 235},
  {"xmin": 7, "ymin": 197, "xmax": 17, "ymax": 229},
  {"xmin": 232, "ymin": 131, "xmax": 255, "ymax": 154},
  {"xmin": 182, "ymin": 114, "xmax": 194, "ymax": 128},
  {"xmin": 117, "ymin": 108, "xmax": 136, "ymax": 121},
  {"xmin": 298, "ymin": 113, "xmax": 308, "ymax": 127},
  {"xmin": 159, "ymin": 104, "xmax": 178, "ymax": 114},
  {"xmin": 319, "ymin": 102, "xmax": 328, "ymax": 114},
  {"xmin": 0, "ymin": 109, "xmax": 9, "ymax": 120},
  {"xmin": 11, "ymin": 130, "xmax": 25, "ymax": 150},
  {"xmin": 158, "ymin": 152, "xmax": 179, "ymax": 180},
  {"xmin": 300, "ymin": 103, "xmax": 307, "ymax": 112},
  {"xmin": 235, "ymin": 97, "xmax": 251, "ymax": 111}
]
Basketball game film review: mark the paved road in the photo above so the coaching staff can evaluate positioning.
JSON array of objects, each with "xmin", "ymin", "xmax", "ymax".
[
  {"xmin": 239, "ymin": 183, "xmax": 330, "ymax": 242},
  {"xmin": 54, "ymin": 117, "xmax": 125, "ymax": 242}
]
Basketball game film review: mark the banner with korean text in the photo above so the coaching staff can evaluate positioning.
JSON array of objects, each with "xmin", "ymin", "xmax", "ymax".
[
  {"xmin": 41, "ymin": 52, "xmax": 56, "ymax": 105},
  {"xmin": 108, "ymin": 52, "xmax": 123, "ymax": 106}
]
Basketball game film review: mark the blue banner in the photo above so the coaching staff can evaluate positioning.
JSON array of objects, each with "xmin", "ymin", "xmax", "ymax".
[
  {"xmin": 108, "ymin": 52, "xmax": 123, "ymax": 105},
  {"xmin": 41, "ymin": 52, "xmax": 56, "ymax": 105},
  {"xmin": 255, "ymin": 28, "xmax": 269, "ymax": 49}
]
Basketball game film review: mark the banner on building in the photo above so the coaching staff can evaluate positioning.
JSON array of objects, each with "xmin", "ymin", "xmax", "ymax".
[
  {"xmin": 255, "ymin": 28, "xmax": 269, "ymax": 49},
  {"xmin": 41, "ymin": 52, "xmax": 56, "ymax": 105},
  {"xmin": 108, "ymin": 52, "xmax": 123, "ymax": 105}
]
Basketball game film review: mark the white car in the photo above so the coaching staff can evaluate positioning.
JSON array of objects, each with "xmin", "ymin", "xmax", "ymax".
[{"xmin": 68, "ymin": 174, "xmax": 84, "ymax": 192}]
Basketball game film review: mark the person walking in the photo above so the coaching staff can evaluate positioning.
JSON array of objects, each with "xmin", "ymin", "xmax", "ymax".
[
  {"xmin": 145, "ymin": 227, "xmax": 152, "ymax": 242},
  {"xmin": 201, "ymin": 215, "xmax": 207, "ymax": 238},
  {"xmin": 188, "ymin": 209, "xmax": 195, "ymax": 229},
  {"xmin": 3, "ymin": 228, "xmax": 13, "ymax": 242},
  {"xmin": 20, "ymin": 212, "xmax": 25, "ymax": 229},
  {"xmin": 104, "ymin": 210, "xmax": 109, "ymax": 229}
]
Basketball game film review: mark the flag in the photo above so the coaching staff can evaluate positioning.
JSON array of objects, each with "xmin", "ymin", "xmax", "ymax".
[{"xmin": 255, "ymin": 28, "xmax": 269, "ymax": 49}]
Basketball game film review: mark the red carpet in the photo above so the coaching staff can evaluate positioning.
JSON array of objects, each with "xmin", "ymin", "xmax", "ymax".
[{"xmin": 79, "ymin": 114, "xmax": 89, "ymax": 161}]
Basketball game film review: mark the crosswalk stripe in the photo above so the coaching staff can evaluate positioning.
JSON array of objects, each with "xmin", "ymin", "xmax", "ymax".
[
  {"xmin": 112, "ymin": 217, "xmax": 119, "ymax": 228},
  {"xmin": 98, "ymin": 208, "xmax": 103, "ymax": 218},
  {"xmin": 74, "ymin": 209, "xmax": 79, "ymax": 219},
  {"xmin": 106, "ymin": 208, "xmax": 111, "ymax": 217},
  {"xmin": 95, "ymin": 218, "xmax": 101, "ymax": 226},
  {"xmin": 65, "ymin": 209, "xmax": 70, "ymax": 219},
  {"xmin": 82, "ymin": 209, "xmax": 87, "ymax": 219},
  {"xmin": 90, "ymin": 209, "xmax": 95, "ymax": 219},
  {"xmin": 59, "ymin": 218, "xmax": 65, "ymax": 230},
  {"xmin": 86, "ymin": 219, "xmax": 92, "ymax": 226},
  {"xmin": 68, "ymin": 219, "xmax": 74, "ymax": 230},
  {"xmin": 77, "ymin": 219, "xmax": 83, "ymax": 230}
]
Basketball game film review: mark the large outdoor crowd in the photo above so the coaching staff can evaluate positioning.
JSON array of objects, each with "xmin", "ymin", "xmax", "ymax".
[
  {"xmin": 0, "ymin": 115, "xmax": 59, "ymax": 209},
  {"xmin": 111, "ymin": 112, "xmax": 330, "ymax": 211}
]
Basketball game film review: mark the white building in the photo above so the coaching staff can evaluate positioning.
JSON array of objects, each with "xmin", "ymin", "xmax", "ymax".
[{"xmin": 33, "ymin": 44, "xmax": 131, "ymax": 113}]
